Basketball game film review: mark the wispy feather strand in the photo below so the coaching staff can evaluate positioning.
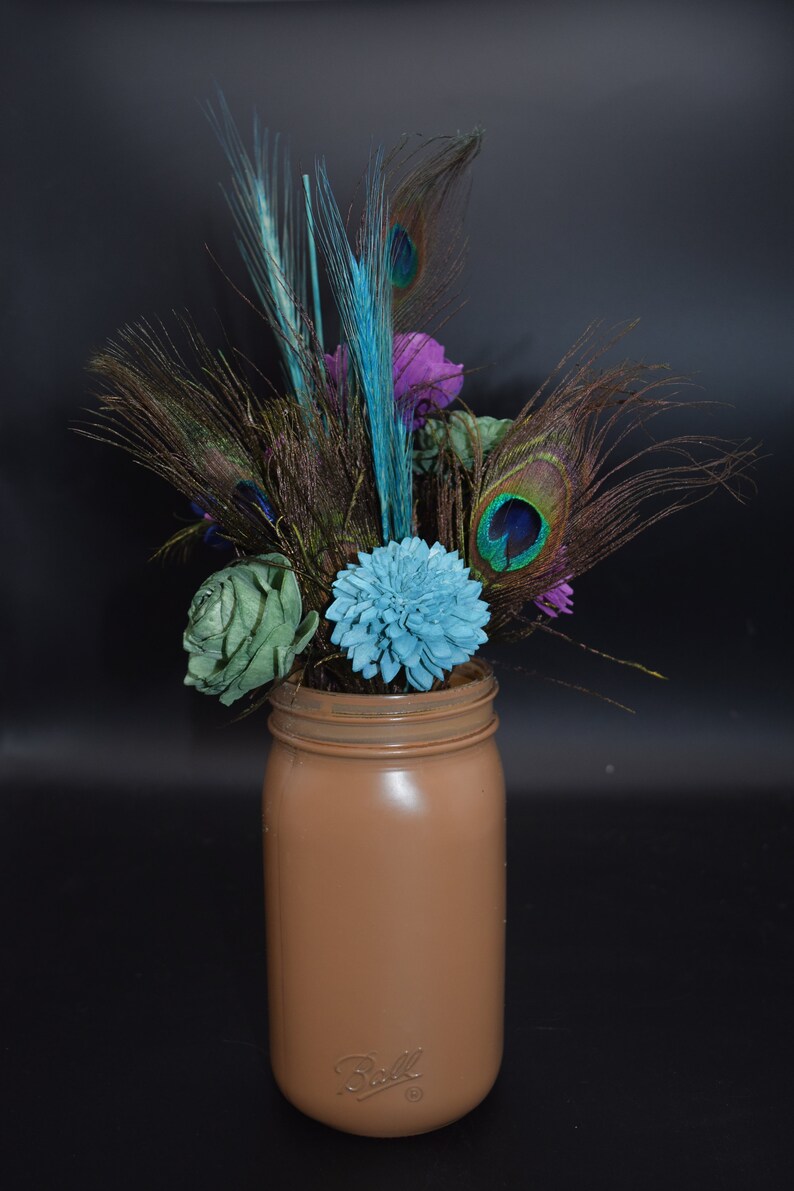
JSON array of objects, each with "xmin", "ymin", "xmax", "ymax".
[{"xmin": 206, "ymin": 95, "xmax": 312, "ymax": 406}]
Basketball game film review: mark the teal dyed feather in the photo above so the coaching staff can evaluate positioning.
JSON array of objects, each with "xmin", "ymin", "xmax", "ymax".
[
  {"xmin": 315, "ymin": 154, "xmax": 412, "ymax": 543},
  {"xmin": 206, "ymin": 95, "xmax": 312, "ymax": 405},
  {"xmin": 301, "ymin": 173, "xmax": 324, "ymax": 350}
]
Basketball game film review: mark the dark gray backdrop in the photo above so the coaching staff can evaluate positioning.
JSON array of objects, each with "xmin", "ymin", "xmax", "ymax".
[{"xmin": 4, "ymin": 0, "xmax": 792, "ymax": 795}]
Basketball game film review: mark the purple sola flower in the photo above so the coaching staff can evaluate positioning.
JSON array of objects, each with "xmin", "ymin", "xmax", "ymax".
[
  {"xmin": 326, "ymin": 537, "xmax": 490, "ymax": 691},
  {"xmin": 392, "ymin": 333, "xmax": 464, "ymax": 429},
  {"xmin": 324, "ymin": 333, "xmax": 464, "ymax": 430}
]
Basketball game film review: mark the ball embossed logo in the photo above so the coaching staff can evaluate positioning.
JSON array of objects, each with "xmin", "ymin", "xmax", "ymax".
[{"xmin": 334, "ymin": 1048, "xmax": 424, "ymax": 1102}]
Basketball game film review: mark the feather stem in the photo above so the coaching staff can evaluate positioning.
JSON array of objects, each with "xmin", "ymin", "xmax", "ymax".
[
  {"xmin": 534, "ymin": 620, "xmax": 667, "ymax": 679},
  {"xmin": 302, "ymin": 173, "xmax": 324, "ymax": 351}
]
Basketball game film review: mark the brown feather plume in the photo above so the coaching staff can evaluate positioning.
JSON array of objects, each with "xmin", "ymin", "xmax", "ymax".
[
  {"xmin": 386, "ymin": 129, "xmax": 483, "ymax": 336},
  {"xmin": 84, "ymin": 317, "xmax": 383, "ymax": 665},
  {"xmin": 418, "ymin": 326, "xmax": 758, "ymax": 635}
]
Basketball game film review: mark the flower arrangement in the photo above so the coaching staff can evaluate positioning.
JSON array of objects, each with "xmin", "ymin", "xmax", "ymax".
[{"xmin": 86, "ymin": 103, "xmax": 755, "ymax": 706}]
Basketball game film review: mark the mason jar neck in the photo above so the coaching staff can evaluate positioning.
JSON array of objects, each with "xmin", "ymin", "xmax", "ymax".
[{"xmin": 268, "ymin": 660, "xmax": 499, "ymax": 758}]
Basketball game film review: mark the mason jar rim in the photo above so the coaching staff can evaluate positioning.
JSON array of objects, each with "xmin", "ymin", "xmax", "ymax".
[{"xmin": 267, "ymin": 660, "xmax": 499, "ymax": 756}]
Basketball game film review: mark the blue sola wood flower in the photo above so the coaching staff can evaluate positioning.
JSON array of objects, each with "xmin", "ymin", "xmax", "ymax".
[{"xmin": 326, "ymin": 537, "xmax": 490, "ymax": 691}]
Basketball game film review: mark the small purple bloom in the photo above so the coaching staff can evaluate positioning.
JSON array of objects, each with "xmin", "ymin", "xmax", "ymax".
[
  {"xmin": 324, "ymin": 333, "xmax": 464, "ymax": 430},
  {"xmin": 533, "ymin": 546, "xmax": 573, "ymax": 617},
  {"xmin": 534, "ymin": 578, "xmax": 574, "ymax": 618}
]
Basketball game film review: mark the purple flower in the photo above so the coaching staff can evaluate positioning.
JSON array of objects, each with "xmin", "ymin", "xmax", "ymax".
[
  {"xmin": 392, "ymin": 333, "xmax": 464, "ymax": 429},
  {"xmin": 324, "ymin": 333, "xmax": 464, "ymax": 430}
]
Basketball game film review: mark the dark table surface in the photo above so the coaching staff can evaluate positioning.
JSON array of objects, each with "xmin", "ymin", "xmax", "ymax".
[{"xmin": 2, "ymin": 781, "xmax": 792, "ymax": 1191}]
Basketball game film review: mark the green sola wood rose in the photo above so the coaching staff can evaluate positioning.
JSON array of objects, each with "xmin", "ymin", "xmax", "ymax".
[
  {"xmin": 413, "ymin": 411, "xmax": 513, "ymax": 474},
  {"xmin": 183, "ymin": 554, "xmax": 319, "ymax": 706}
]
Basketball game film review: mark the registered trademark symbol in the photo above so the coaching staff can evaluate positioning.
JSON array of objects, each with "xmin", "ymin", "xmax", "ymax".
[{"xmin": 405, "ymin": 1085, "xmax": 424, "ymax": 1102}]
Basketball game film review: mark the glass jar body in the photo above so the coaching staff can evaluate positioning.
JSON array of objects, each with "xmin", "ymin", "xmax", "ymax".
[{"xmin": 263, "ymin": 661, "xmax": 505, "ymax": 1137}]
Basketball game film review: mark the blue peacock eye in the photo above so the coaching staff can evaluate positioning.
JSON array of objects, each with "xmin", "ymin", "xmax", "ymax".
[
  {"xmin": 387, "ymin": 223, "xmax": 419, "ymax": 289},
  {"xmin": 478, "ymin": 492, "xmax": 550, "ymax": 572},
  {"xmin": 489, "ymin": 498, "xmax": 542, "ymax": 554}
]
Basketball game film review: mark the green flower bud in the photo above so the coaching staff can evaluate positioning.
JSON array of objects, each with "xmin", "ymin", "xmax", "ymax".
[
  {"xmin": 183, "ymin": 553, "xmax": 319, "ymax": 706},
  {"xmin": 413, "ymin": 412, "xmax": 513, "ymax": 474}
]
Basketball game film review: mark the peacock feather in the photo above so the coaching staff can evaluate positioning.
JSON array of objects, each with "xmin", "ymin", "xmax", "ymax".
[
  {"xmin": 458, "ymin": 327, "xmax": 757, "ymax": 634},
  {"xmin": 85, "ymin": 313, "xmax": 384, "ymax": 667},
  {"xmin": 386, "ymin": 130, "xmax": 483, "ymax": 336},
  {"xmin": 414, "ymin": 327, "xmax": 757, "ymax": 639}
]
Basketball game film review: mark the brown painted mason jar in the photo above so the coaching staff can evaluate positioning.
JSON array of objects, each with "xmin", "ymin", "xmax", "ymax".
[{"xmin": 263, "ymin": 659, "xmax": 506, "ymax": 1137}]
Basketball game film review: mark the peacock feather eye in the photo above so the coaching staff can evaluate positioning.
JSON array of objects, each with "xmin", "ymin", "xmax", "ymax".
[
  {"xmin": 387, "ymin": 223, "xmax": 419, "ymax": 289},
  {"xmin": 469, "ymin": 448, "xmax": 572, "ymax": 581},
  {"xmin": 476, "ymin": 492, "xmax": 550, "ymax": 573}
]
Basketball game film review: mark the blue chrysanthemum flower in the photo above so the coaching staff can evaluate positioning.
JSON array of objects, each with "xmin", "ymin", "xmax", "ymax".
[{"xmin": 326, "ymin": 537, "xmax": 490, "ymax": 691}]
